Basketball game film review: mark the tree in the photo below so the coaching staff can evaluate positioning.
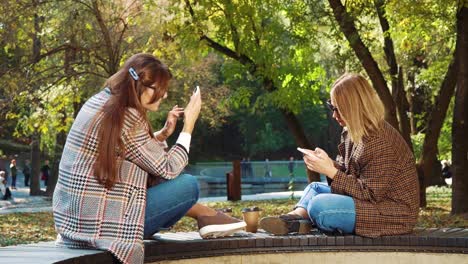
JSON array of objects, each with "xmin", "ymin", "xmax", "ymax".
[
  {"xmin": 167, "ymin": 0, "xmax": 332, "ymax": 181},
  {"xmin": 1, "ymin": 0, "xmax": 160, "ymax": 195},
  {"xmin": 452, "ymin": 1, "xmax": 468, "ymax": 215}
]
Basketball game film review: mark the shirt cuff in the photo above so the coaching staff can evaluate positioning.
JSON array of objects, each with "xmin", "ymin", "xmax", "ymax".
[{"xmin": 176, "ymin": 132, "xmax": 192, "ymax": 153}]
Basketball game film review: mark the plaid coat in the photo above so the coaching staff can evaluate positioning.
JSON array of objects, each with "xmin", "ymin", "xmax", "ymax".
[
  {"xmin": 331, "ymin": 121, "xmax": 419, "ymax": 238},
  {"xmin": 53, "ymin": 88, "xmax": 188, "ymax": 264}
]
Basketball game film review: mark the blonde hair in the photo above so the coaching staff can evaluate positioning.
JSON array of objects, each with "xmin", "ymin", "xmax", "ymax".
[{"xmin": 331, "ymin": 73, "xmax": 385, "ymax": 143}]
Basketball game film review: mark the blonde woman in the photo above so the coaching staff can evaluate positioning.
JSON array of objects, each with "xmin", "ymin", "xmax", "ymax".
[{"xmin": 261, "ymin": 73, "xmax": 419, "ymax": 237}]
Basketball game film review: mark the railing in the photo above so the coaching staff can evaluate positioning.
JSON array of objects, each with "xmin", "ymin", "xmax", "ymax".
[
  {"xmin": 183, "ymin": 160, "xmax": 318, "ymax": 198},
  {"xmin": 186, "ymin": 160, "xmax": 308, "ymax": 179}
]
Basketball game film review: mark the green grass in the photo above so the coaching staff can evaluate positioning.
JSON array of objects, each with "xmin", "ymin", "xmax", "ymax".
[{"xmin": 1, "ymin": 186, "xmax": 467, "ymax": 247}]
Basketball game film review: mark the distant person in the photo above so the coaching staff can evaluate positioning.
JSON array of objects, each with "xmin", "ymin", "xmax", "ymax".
[
  {"xmin": 0, "ymin": 165, "xmax": 8, "ymax": 187},
  {"xmin": 261, "ymin": 73, "xmax": 419, "ymax": 237},
  {"xmin": 0, "ymin": 171, "xmax": 12, "ymax": 200},
  {"xmin": 10, "ymin": 159, "xmax": 17, "ymax": 190},
  {"xmin": 241, "ymin": 157, "xmax": 247, "ymax": 178},
  {"xmin": 52, "ymin": 54, "xmax": 245, "ymax": 264},
  {"xmin": 246, "ymin": 157, "xmax": 253, "ymax": 177},
  {"xmin": 41, "ymin": 160, "xmax": 50, "ymax": 187},
  {"xmin": 288, "ymin": 156, "xmax": 295, "ymax": 176},
  {"xmin": 441, "ymin": 160, "xmax": 452, "ymax": 179},
  {"xmin": 23, "ymin": 159, "xmax": 31, "ymax": 187},
  {"xmin": 264, "ymin": 158, "xmax": 272, "ymax": 178}
]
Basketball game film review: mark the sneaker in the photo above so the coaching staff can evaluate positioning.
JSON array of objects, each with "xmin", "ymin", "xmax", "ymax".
[
  {"xmin": 260, "ymin": 214, "xmax": 314, "ymax": 235},
  {"xmin": 197, "ymin": 211, "xmax": 247, "ymax": 238}
]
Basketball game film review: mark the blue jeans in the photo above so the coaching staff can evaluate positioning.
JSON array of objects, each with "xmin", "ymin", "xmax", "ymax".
[
  {"xmin": 296, "ymin": 182, "xmax": 356, "ymax": 234},
  {"xmin": 144, "ymin": 174, "xmax": 199, "ymax": 238}
]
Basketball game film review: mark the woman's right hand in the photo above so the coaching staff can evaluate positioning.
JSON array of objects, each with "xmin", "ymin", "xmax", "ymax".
[{"xmin": 182, "ymin": 87, "xmax": 202, "ymax": 134}]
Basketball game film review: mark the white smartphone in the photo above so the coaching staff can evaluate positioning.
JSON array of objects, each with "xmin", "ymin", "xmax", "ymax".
[
  {"xmin": 193, "ymin": 85, "xmax": 200, "ymax": 94},
  {"xmin": 297, "ymin": 147, "xmax": 311, "ymax": 156}
]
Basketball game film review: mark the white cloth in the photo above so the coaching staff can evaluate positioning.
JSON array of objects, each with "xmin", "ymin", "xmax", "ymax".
[{"xmin": 176, "ymin": 132, "xmax": 192, "ymax": 153}]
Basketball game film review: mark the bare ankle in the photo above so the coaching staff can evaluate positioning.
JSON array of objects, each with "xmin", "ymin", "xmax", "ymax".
[{"xmin": 290, "ymin": 208, "xmax": 309, "ymax": 219}]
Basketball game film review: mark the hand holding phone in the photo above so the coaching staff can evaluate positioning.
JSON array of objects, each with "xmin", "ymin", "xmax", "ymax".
[
  {"xmin": 183, "ymin": 85, "xmax": 202, "ymax": 134},
  {"xmin": 297, "ymin": 147, "xmax": 314, "ymax": 157}
]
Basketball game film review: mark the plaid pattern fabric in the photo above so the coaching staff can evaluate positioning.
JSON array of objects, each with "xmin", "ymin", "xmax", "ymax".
[
  {"xmin": 53, "ymin": 88, "xmax": 188, "ymax": 264},
  {"xmin": 331, "ymin": 121, "xmax": 419, "ymax": 238}
]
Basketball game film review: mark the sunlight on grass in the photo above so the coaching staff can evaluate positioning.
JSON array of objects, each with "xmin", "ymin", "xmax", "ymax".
[{"xmin": 1, "ymin": 186, "xmax": 467, "ymax": 247}]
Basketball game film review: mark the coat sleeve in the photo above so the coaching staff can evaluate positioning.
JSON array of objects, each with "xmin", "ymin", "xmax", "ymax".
[
  {"xmin": 122, "ymin": 120, "xmax": 189, "ymax": 180},
  {"xmin": 333, "ymin": 157, "xmax": 345, "ymax": 170},
  {"xmin": 330, "ymin": 140, "xmax": 399, "ymax": 203}
]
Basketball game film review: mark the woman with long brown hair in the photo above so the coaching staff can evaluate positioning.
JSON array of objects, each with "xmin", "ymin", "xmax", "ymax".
[
  {"xmin": 53, "ymin": 53, "xmax": 246, "ymax": 264},
  {"xmin": 261, "ymin": 73, "xmax": 419, "ymax": 238}
]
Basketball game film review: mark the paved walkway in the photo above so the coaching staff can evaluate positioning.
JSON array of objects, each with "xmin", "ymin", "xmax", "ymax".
[
  {"xmin": 1, "ymin": 172, "xmax": 304, "ymax": 214},
  {"xmin": 0, "ymin": 172, "xmax": 51, "ymax": 214}
]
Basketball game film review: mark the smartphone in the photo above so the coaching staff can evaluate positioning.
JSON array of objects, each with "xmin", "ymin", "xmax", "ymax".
[
  {"xmin": 297, "ymin": 147, "xmax": 311, "ymax": 156},
  {"xmin": 193, "ymin": 85, "xmax": 200, "ymax": 94}
]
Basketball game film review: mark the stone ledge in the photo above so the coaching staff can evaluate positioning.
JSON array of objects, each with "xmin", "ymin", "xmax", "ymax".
[
  {"xmin": 0, "ymin": 228, "xmax": 467, "ymax": 263},
  {"xmin": 148, "ymin": 252, "xmax": 468, "ymax": 264},
  {"xmin": 145, "ymin": 228, "xmax": 468, "ymax": 262}
]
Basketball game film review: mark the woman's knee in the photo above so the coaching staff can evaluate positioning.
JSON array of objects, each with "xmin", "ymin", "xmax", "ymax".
[
  {"xmin": 304, "ymin": 181, "xmax": 320, "ymax": 192},
  {"xmin": 176, "ymin": 174, "xmax": 200, "ymax": 202},
  {"xmin": 307, "ymin": 195, "xmax": 328, "ymax": 219},
  {"xmin": 307, "ymin": 194, "xmax": 356, "ymax": 233}
]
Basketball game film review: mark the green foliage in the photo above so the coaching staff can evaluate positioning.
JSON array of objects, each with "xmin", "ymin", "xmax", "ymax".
[
  {"xmin": 0, "ymin": 0, "xmax": 459, "ymax": 164},
  {"xmin": 411, "ymin": 132, "xmax": 425, "ymax": 161},
  {"xmin": 251, "ymin": 122, "xmax": 285, "ymax": 154},
  {"xmin": 387, "ymin": 0, "xmax": 456, "ymax": 66},
  {"xmin": 437, "ymin": 98, "xmax": 454, "ymax": 161},
  {"xmin": 10, "ymin": 85, "xmax": 76, "ymax": 153},
  {"xmin": 166, "ymin": 0, "xmax": 327, "ymax": 113}
]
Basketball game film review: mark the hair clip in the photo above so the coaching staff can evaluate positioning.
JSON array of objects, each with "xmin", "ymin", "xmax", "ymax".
[{"xmin": 129, "ymin": 67, "xmax": 139, "ymax": 81}]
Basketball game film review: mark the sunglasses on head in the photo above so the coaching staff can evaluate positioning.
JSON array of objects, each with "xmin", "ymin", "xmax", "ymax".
[{"xmin": 326, "ymin": 99, "xmax": 339, "ymax": 112}]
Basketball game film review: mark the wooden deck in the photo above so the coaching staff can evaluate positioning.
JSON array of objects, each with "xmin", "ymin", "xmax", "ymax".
[{"xmin": 0, "ymin": 228, "xmax": 467, "ymax": 263}]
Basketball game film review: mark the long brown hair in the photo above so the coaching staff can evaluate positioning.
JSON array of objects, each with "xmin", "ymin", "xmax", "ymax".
[{"xmin": 94, "ymin": 53, "xmax": 172, "ymax": 189}]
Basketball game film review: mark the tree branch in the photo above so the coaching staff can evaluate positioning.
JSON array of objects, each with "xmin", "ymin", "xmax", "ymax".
[
  {"xmin": 199, "ymin": 35, "xmax": 257, "ymax": 74},
  {"xmin": 91, "ymin": 0, "xmax": 116, "ymax": 75},
  {"xmin": 327, "ymin": 0, "xmax": 399, "ymax": 129}
]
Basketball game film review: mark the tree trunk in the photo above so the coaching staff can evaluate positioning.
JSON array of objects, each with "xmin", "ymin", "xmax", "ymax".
[
  {"xmin": 395, "ymin": 68, "xmax": 413, "ymax": 149},
  {"xmin": 326, "ymin": 107, "xmax": 341, "ymax": 159},
  {"xmin": 327, "ymin": 0, "xmax": 399, "ymax": 129},
  {"xmin": 416, "ymin": 55, "xmax": 459, "ymax": 207},
  {"xmin": 46, "ymin": 128, "xmax": 67, "ymax": 196},
  {"xmin": 407, "ymin": 71, "xmax": 417, "ymax": 135},
  {"xmin": 29, "ymin": 134, "xmax": 43, "ymax": 196},
  {"xmin": 452, "ymin": 3, "xmax": 468, "ymax": 215},
  {"xmin": 29, "ymin": 1, "xmax": 43, "ymax": 196},
  {"xmin": 374, "ymin": 0, "xmax": 413, "ymax": 149},
  {"xmin": 281, "ymin": 109, "xmax": 321, "ymax": 182}
]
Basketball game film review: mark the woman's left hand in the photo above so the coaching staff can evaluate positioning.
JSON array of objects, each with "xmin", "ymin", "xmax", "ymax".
[
  {"xmin": 303, "ymin": 147, "xmax": 338, "ymax": 179},
  {"xmin": 155, "ymin": 105, "xmax": 184, "ymax": 141}
]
